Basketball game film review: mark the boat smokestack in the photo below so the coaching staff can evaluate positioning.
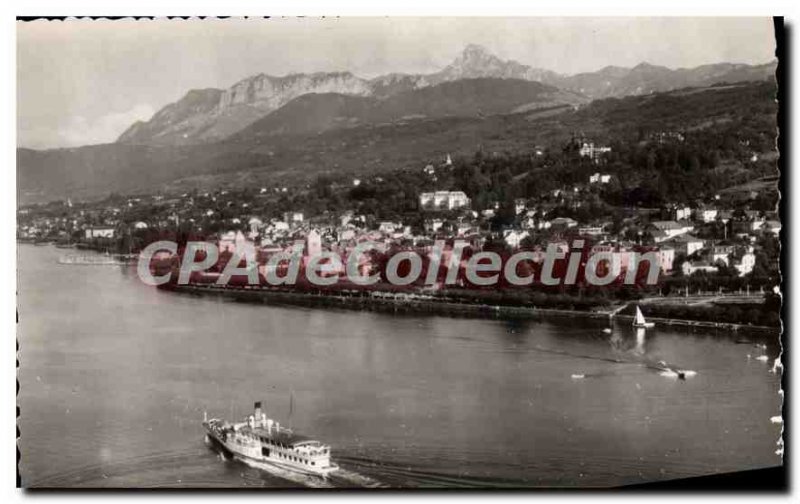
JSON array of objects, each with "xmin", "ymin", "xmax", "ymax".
[{"xmin": 254, "ymin": 401, "xmax": 263, "ymax": 420}]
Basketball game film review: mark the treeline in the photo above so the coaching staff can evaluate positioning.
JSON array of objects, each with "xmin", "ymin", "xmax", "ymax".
[
  {"xmin": 642, "ymin": 294, "xmax": 781, "ymax": 328},
  {"xmin": 293, "ymin": 84, "xmax": 778, "ymax": 220}
]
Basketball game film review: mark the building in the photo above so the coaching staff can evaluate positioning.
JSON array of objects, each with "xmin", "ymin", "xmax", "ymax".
[
  {"xmin": 670, "ymin": 205, "xmax": 692, "ymax": 221},
  {"xmin": 682, "ymin": 260, "xmax": 719, "ymax": 276},
  {"xmin": 378, "ymin": 221, "xmax": 401, "ymax": 234},
  {"xmin": 650, "ymin": 131, "xmax": 686, "ymax": 144},
  {"xmin": 218, "ymin": 230, "xmax": 250, "ymax": 254},
  {"xmin": 456, "ymin": 222, "xmax": 473, "ymax": 236},
  {"xmin": 305, "ymin": 229, "xmax": 322, "ymax": 258},
  {"xmin": 733, "ymin": 216, "xmax": 765, "ymax": 234},
  {"xmin": 662, "ymin": 234, "xmax": 706, "ymax": 257},
  {"xmin": 588, "ymin": 172, "xmax": 612, "ymax": 184},
  {"xmin": 579, "ymin": 143, "xmax": 611, "ymax": 164},
  {"xmin": 419, "ymin": 191, "xmax": 471, "ymax": 211},
  {"xmin": 655, "ymin": 246, "xmax": 676, "ymax": 272},
  {"xmin": 503, "ymin": 229, "xmax": 529, "ymax": 249},
  {"xmin": 248, "ymin": 217, "xmax": 264, "ymax": 236},
  {"xmin": 763, "ymin": 220, "xmax": 782, "ymax": 236},
  {"xmin": 283, "ymin": 211, "xmax": 304, "ymax": 224},
  {"xmin": 424, "ymin": 219, "xmax": 444, "ymax": 233},
  {"xmin": 85, "ymin": 226, "xmax": 115, "ymax": 239},
  {"xmin": 578, "ymin": 226, "xmax": 604, "ymax": 236},
  {"xmin": 694, "ymin": 206, "xmax": 718, "ymax": 223},
  {"xmin": 733, "ymin": 252, "xmax": 757, "ymax": 276},
  {"xmin": 649, "ymin": 221, "xmax": 694, "ymax": 242},
  {"xmin": 549, "ymin": 217, "xmax": 578, "ymax": 230},
  {"xmin": 710, "ymin": 244, "xmax": 735, "ymax": 266}
]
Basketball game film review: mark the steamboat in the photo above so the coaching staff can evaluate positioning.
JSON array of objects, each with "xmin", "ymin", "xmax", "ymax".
[{"xmin": 203, "ymin": 401, "xmax": 339, "ymax": 478}]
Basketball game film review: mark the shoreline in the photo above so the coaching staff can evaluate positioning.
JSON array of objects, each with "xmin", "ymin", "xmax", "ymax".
[
  {"xmin": 168, "ymin": 282, "xmax": 780, "ymax": 335},
  {"xmin": 25, "ymin": 244, "xmax": 779, "ymax": 335}
]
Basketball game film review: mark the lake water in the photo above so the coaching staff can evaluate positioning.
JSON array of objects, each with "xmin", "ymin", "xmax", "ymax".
[{"xmin": 17, "ymin": 244, "xmax": 783, "ymax": 488}]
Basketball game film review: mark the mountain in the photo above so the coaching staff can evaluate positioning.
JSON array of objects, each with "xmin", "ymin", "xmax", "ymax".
[
  {"xmin": 557, "ymin": 61, "xmax": 776, "ymax": 99},
  {"xmin": 117, "ymin": 88, "xmax": 224, "ymax": 144},
  {"xmin": 19, "ymin": 81, "xmax": 776, "ymax": 204},
  {"xmin": 115, "ymin": 44, "xmax": 776, "ymax": 146},
  {"xmin": 117, "ymin": 72, "xmax": 373, "ymax": 145},
  {"xmin": 426, "ymin": 44, "xmax": 561, "ymax": 85},
  {"xmin": 231, "ymin": 78, "xmax": 586, "ymax": 139}
]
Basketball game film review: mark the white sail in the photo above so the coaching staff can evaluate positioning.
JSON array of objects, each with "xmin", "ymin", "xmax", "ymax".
[
  {"xmin": 634, "ymin": 306, "xmax": 646, "ymax": 325},
  {"xmin": 633, "ymin": 306, "xmax": 654, "ymax": 328}
]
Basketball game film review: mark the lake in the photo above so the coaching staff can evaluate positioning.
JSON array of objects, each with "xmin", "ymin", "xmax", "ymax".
[{"xmin": 17, "ymin": 244, "xmax": 783, "ymax": 488}]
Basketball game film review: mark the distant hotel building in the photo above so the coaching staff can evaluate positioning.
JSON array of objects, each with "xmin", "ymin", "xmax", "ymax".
[
  {"xmin": 84, "ymin": 226, "xmax": 115, "ymax": 239},
  {"xmin": 419, "ymin": 191, "xmax": 471, "ymax": 211},
  {"xmin": 579, "ymin": 142, "xmax": 611, "ymax": 164}
]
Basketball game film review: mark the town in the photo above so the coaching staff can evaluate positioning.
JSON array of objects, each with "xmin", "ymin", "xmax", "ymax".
[{"xmin": 17, "ymin": 131, "xmax": 782, "ymax": 328}]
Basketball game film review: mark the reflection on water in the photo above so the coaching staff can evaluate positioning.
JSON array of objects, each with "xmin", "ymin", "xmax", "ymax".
[
  {"xmin": 634, "ymin": 327, "xmax": 647, "ymax": 356},
  {"xmin": 18, "ymin": 245, "xmax": 783, "ymax": 488}
]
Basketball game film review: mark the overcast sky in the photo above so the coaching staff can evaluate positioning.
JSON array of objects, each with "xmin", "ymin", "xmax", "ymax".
[{"xmin": 17, "ymin": 17, "xmax": 776, "ymax": 149}]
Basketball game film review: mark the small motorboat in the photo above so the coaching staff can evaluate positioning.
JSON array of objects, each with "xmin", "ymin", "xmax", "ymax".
[{"xmin": 632, "ymin": 306, "xmax": 655, "ymax": 328}]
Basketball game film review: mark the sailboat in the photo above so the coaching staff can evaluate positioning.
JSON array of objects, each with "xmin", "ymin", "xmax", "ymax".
[{"xmin": 632, "ymin": 306, "xmax": 655, "ymax": 328}]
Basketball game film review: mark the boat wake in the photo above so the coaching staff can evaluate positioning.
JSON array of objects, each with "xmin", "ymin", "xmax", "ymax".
[
  {"xmin": 334, "ymin": 455, "xmax": 525, "ymax": 488},
  {"xmin": 657, "ymin": 368, "xmax": 697, "ymax": 379},
  {"xmin": 327, "ymin": 467, "xmax": 389, "ymax": 488},
  {"xmin": 531, "ymin": 345, "xmax": 697, "ymax": 381}
]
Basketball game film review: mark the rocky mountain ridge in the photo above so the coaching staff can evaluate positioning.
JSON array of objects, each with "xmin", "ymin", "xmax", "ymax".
[{"xmin": 117, "ymin": 44, "xmax": 776, "ymax": 146}]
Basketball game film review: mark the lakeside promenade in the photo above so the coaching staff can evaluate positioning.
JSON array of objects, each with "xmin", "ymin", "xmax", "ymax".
[{"xmin": 167, "ymin": 282, "xmax": 780, "ymax": 335}]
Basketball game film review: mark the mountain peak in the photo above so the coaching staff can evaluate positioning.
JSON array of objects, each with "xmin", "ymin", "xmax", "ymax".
[
  {"xmin": 631, "ymin": 62, "xmax": 669, "ymax": 72},
  {"xmin": 462, "ymin": 43, "xmax": 492, "ymax": 58},
  {"xmin": 454, "ymin": 44, "xmax": 501, "ymax": 67}
]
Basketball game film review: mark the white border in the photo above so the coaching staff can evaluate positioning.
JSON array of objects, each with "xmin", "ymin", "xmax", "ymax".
[{"xmin": 3, "ymin": 2, "xmax": 797, "ymax": 503}]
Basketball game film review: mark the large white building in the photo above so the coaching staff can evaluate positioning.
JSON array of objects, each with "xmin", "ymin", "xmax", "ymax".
[
  {"xmin": 85, "ymin": 227, "xmax": 115, "ymax": 239},
  {"xmin": 694, "ymin": 206, "xmax": 718, "ymax": 223},
  {"xmin": 579, "ymin": 143, "xmax": 611, "ymax": 164},
  {"xmin": 419, "ymin": 191, "xmax": 471, "ymax": 210}
]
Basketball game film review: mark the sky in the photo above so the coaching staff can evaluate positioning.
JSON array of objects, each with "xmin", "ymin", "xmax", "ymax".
[{"xmin": 17, "ymin": 17, "xmax": 776, "ymax": 149}]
